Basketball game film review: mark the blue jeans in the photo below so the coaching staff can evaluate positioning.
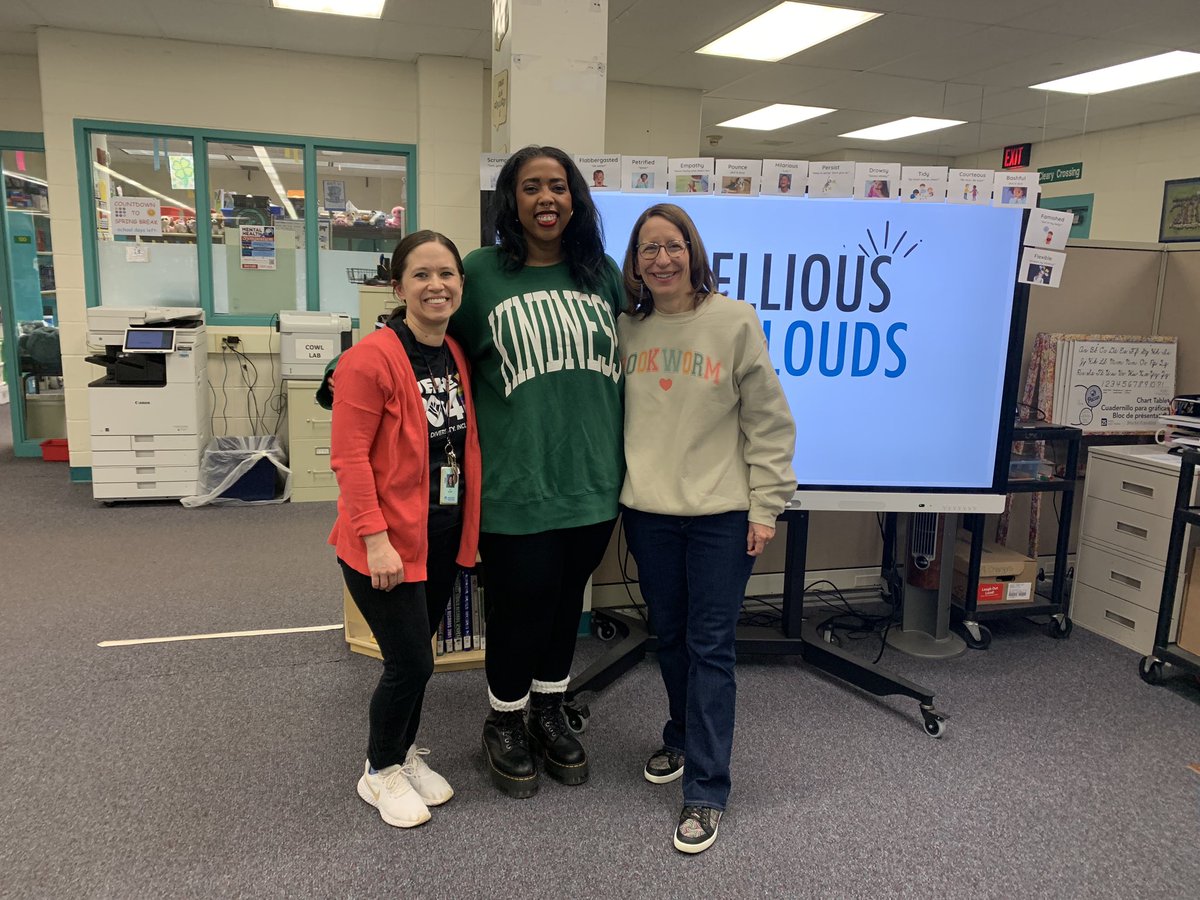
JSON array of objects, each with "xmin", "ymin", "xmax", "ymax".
[{"xmin": 622, "ymin": 508, "xmax": 756, "ymax": 810}]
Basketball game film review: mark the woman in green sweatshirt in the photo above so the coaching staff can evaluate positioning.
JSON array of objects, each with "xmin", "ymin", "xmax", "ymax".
[{"xmin": 451, "ymin": 146, "xmax": 624, "ymax": 798}]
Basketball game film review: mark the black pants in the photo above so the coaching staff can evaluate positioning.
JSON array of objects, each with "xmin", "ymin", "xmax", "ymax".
[
  {"xmin": 480, "ymin": 518, "xmax": 616, "ymax": 704},
  {"xmin": 340, "ymin": 523, "xmax": 462, "ymax": 770}
]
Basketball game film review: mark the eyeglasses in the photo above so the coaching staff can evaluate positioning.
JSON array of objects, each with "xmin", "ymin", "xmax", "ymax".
[{"xmin": 637, "ymin": 240, "xmax": 689, "ymax": 260}]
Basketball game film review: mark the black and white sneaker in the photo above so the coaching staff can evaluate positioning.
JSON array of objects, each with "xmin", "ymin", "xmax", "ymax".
[
  {"xmin": 674, "ymin": 805, "xmax": 721, "ymax": 854},
  {"xmin": 643, "ymin": 746, "xmax": 685, "ymax": 784}
]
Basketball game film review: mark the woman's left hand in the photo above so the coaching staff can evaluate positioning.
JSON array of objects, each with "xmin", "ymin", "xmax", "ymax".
[{"xmin": 747, "ymin": 522, "xmax": 775, "ymax": 557}]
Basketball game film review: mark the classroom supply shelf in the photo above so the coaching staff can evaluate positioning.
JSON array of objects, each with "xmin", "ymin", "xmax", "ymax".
[
  {"xmin": 953, "ymin": 422, "xmax": 1082, "ymax": 649},
  {"xmin": 1138, "ymin": 446, "xmax": 1200, "ymax": 686}
]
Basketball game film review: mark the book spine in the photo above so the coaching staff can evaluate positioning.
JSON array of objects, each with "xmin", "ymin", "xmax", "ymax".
[
  {"xmin": 460, "ymin": 569, "xmax": 473, "ymax": 651},
  {"xmin": 452, "ymin": 582, "xmax": 463, "ymax": 652},
  {"xmin": 442, "ymin": 596, "xmax": 453, "ymax": 655},
  {"xmin": 476, "ymin": 574, "xmax": 486, "ymax": 651}
]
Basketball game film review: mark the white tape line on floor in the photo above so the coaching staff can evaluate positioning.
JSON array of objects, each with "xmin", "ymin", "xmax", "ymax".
[{"xmin": 98, "ymin": 624, "xmax": 344, "ymax": 647}]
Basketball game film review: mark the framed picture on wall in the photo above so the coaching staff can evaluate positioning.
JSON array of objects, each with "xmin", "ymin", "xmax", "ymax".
[{"xmin": 1158, "ymin": 177, "xmax": 1200, "ymax": 243}]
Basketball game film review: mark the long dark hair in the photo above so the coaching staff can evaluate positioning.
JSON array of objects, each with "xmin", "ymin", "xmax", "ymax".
[
  {"xmin": 386, "ymin": 230, "xmax": 465, "ymax": 323},
  {"xmin": 487, "ymin": 145, "xmax": 608, "ymax": 293},
  {"xmin": 621, "ymin": 203, "xmax": 716, "ymax": 317}
]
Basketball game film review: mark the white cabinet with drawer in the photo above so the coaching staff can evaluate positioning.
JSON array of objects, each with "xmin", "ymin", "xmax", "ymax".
[{"xmin": 1070, "ymin": 445, "xmax": 1193, "ymax": 654}]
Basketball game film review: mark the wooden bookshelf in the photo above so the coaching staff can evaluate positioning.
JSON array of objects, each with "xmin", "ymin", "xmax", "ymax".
[{"xmin": 342, "ymin": 586, "xmax": 484, "ymax": 671}]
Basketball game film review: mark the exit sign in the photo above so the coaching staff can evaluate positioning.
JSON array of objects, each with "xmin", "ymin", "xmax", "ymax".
[{"xmin": 1002, "ymin": 143, "xmax": 1032, "ymax": 169}]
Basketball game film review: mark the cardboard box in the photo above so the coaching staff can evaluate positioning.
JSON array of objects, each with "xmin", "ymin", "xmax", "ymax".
[
  {"xmin": 1177, "ymin": 547, "xmax": 1200, "ymax": 656},
  {"xmin": 952, "ymin": 539, "xmax": 1039, "ymax": 605}
]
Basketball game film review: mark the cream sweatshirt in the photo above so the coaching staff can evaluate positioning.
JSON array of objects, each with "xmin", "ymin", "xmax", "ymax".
[{"xmin": 618, "ymin": 294, "xmax": 797, "ymax": 525}]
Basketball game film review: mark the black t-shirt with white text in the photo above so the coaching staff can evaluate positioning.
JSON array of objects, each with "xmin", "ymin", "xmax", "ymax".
[{"xmin": 390, "ymin": 318, "xmax": 467, "ymax": 534}]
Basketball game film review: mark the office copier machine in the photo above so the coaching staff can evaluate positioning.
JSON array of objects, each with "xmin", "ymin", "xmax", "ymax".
[{"xmin": 86, "ymin": 307, "xmax": 211, "ymax": 502}]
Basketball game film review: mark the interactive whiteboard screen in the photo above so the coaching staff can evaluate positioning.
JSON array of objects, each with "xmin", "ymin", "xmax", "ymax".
[{"xmin": 593, "ymin": 194, "xmax": 1024, "ymax": 495}]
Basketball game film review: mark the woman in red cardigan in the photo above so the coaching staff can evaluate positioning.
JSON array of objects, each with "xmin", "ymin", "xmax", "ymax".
[{"xmin": 328, "ymin": 230, "xmax": 481, "ymax": 829}]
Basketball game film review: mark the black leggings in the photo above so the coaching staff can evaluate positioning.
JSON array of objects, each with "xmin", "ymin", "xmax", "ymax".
[
  {"xmin": 340, "ymin": 523, "xmax": 462, "ymax": 770},
  {"xmin": 480, "ymin": 519, "xmax": 616, "ymax": 704}
]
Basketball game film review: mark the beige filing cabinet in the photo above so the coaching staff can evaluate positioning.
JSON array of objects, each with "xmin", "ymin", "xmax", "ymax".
[
  {"xmin": 1070, "ymin": 444, "xmax": 1194, "ymax": 654},
  {"xmin": 285, "ymin": 379, "xmax": 337, "ymax": 502},
  {"xmin": 357, "ymin": 284, "xmax": 399, "ymax": 337}
]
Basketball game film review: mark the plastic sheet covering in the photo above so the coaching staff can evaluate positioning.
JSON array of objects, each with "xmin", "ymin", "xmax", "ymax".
[{"xmin": 181, "ymin": 436, "xmax": 292, "ymax": 507}]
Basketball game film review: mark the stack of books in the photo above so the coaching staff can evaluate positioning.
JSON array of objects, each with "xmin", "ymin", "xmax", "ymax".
[
  {"xmin": 436, "ymin": 569, "xmax": 486, "ymax": 656},
  {"xmin": 1156, "ymin": 394, "xmax": 1200, "ymax": 450}
]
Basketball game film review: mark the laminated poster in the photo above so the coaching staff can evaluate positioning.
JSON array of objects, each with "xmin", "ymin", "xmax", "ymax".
[
  {"xmin": 1017, "ymin": 246, "xmax": 1065, "ymax": 288},
  {"xmin": 900, "ymin": 166, "xmax": 948, "ymax": 203},
  {"xmin": 622, "ymin": 155, "xmax": 667, "ymax": 192},
  {"xmin": 111, "ymin": 197, "xmax": 162, "ymax": 237},
  {"xmin": 1025, "ymin": 208, "xmax": 1071, "ymax": 251},
  {"xmin": 667, "ymin": 157, "xmax": 715, "ymax": 196},
  {"xmin": 993, "ymin": 171, "xmax": 1039, "ymax": 209},
  {"xmin": 577, "ymin": 154, "xmax": 621, "ymax": 192},
  {"xmin": 760, "ymin": 159, "xmax": 808, "ymax": 197},
  {"xmin": 948, "ymin": 169, "xmax": 993, "ymax": 205},
  {"xmin": 240, "ymin": 225, "xmax": 276, "ymax": 271},
  {"xmin": 808, "ymin": 161, "xmax": 854, "ymax": 199},
  {"xmin": 716, "ymin": 159, "xmax": 761, "ymax": 196},
  {"xmin": 855, "ymin": 162, "xmax": 901, "ymax": 201}
]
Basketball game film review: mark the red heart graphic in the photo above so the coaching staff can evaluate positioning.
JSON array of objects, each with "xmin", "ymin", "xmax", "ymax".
[{"xmin": 659, "ymin": 378, "xmax": 673, "ymax": 391}]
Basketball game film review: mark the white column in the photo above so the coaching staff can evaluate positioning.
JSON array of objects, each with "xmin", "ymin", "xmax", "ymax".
[
  {"xmin": 491, "ymin": 0, "xmax": 607, "ymax": 154},
  {"xmin": 416, "ymin": 55, "xmax": 486, "ymax": 254}
]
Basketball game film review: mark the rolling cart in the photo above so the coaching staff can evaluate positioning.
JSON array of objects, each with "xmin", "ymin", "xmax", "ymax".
[
  {"xmin": 954, "ymin": 422, "xmax": 1082, "ymax": 649},
  {"xmin": 1138, "ymin": 446, "xmax": 1200, "ymax": 685}
]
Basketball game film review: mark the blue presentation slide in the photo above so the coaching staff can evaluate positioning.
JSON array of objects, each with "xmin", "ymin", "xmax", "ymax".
[{"xmin": 592, "ymin": 193, "xmax": 1024, "ymax": 490}]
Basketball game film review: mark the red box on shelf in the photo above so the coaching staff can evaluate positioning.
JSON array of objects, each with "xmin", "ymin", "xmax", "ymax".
[{"xmin": 40, "ymin": 439, "xmax": 68, "ymax": 461}]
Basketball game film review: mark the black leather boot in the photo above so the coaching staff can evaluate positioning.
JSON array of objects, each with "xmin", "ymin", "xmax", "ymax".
[
  {"xmin": 482, "ymin": 710, "xmax": 538, "ymax": 798},
  {"xmin": 527, "ymin": 693, "xmax": 589, "ymax": 785}
]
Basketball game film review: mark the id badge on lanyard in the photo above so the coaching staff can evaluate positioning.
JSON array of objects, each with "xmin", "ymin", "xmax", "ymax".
[{"xmin": 439, "ymin": 442, "xmax": 460, "ymax": 505}]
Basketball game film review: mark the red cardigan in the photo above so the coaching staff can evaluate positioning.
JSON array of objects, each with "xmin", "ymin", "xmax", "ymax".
[{"xmin": 327, "ymin": 327, "xmax": 481, "ymax": 580}]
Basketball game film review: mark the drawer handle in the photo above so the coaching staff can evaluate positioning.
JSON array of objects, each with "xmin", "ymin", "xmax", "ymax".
[
  {"xmin": 309, "ymin": 470, "xmax": 336, "ymax": 480},
  {"xmin": 1109, "ymin": 570, "xmax": 1142, "ymax": 590},
  {"xmin": 1114, "ymin": 521, "xmax": 1149, "ymax": 540},
  {"xmin": 1120, "ymin": 480, "xmax": 1154, "ymax": 498},
  {"xmin": 136, "ymin": 467, "xmax": 153, "ymax": 475},
  {"xmin": 132, "ymin": 435, "xmax": 154, "ymax": 444},
  {"xmin": 306, "ymin": 418, "xmax": 332, "ymax": 427},
  {"xmin": 135, "ymin": 450, "xmax": 154, "ymax": 458},
  {"xmin": 1104, "ymin": 610, "xmax": 1136, "ymax": 631}
]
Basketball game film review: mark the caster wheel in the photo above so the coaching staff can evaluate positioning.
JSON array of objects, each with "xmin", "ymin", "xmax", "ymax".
[
  {"xmin": 921, "ymin": 710, "xmax": 946, "ymax": 739},
  {"xmin": 593, "ymin": 618, "xmax": 618, "ymax": 642},
  {"xmin": 1138, "ymin": 656, "xmax": 1164, "ymax": 685},
  {"xmin": 961, "ymin": 623, "xmax": 991, "ymax": 651},
  {"xmin": 564, "ymin": 704, "xmax": 590, "ymax": 734},
  {"xmin": 1047, "ymin": 615, "xmax": 1073, "ymax": 639}
]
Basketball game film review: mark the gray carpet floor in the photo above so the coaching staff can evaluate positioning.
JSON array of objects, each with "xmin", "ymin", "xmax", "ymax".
[{"xmin": 2, "ymin": 410, "xmax": 1198, "ymax": 899}]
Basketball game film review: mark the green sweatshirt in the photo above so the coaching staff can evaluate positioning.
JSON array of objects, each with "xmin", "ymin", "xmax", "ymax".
[
  {"xmin": 618, "ymin": 294, "xmax": 797, "ymax": 525},
  {"xmin": 452, "ymin": 247, "xmax": 624, "ymax": 534}
]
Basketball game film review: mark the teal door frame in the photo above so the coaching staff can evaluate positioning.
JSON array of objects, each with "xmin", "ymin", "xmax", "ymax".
[{"xmin": 0, "ymin": 131, "xmax": 48, "ymax": 458}]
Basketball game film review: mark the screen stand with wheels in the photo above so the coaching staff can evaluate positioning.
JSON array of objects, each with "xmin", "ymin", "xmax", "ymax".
[{"xmin": 565, "ymin": 509, "xmax": 947, "ymax": 738}]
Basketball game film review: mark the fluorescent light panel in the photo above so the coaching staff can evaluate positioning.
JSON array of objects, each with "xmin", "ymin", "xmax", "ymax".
[
  {"xmin": 717, "ymin": 103, "xmax": 836, "ymax": 131},
  {"xmin": 698, "ymin": 2, "xmax": 881, "ymax": 62},
  {"xmin": 1030, "ymin": 50, "xmax": 1200, "ymax": 95},
  {"xmin": 839, "ymin": 116, "xmax": 965, "ymax": 140},
  {"xmin": 271, "ymin": 0, "xmax": 385, "ymax": 18}
]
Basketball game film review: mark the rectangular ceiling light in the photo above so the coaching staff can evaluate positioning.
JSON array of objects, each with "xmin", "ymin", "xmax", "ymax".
[
  {"xmin": 1030, "ymin": 50, "xmax": 1200, "ymax": 94},
  {"xmin": 717, "ymin": 104, "xmax": 836, "ymax": 130},
  {"xmin": 271, "ymin": 0, "xmax": 386, "ymax": 18},
  {"xmin": 697, "ymin": 2, "xmax": 881, "ymax": 62},
  {"xmin": 840, "ymin": 116, "xmax": 966, "ymax": 140}
]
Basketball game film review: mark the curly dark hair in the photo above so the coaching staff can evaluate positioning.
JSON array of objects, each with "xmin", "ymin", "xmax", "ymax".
[{"xmin": 486, "ymin": 145, "xmax": 609, "ymax": 294}]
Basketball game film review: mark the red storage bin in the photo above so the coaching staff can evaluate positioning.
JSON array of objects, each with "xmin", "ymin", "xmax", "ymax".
[{"xmin": 40, "ymin": 438, "xmax": 68, "ymax": 461}]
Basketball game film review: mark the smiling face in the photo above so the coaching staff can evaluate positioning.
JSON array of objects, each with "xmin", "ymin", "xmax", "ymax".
[
  {"xmin": 393, "ymin": 241, "xmax": 463, "ymax": 337},
  {"xmin": 515, "ymin": 156, "xmax": 573, "ymax": 256},
  {"xmin": 636, "ymin": 215, "xmax": 693, "ymax": 312}
]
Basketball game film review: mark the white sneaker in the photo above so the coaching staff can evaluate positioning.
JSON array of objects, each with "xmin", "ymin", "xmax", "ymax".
[
  {"xmin": 357, "ymin": 761, "xmax": 431, "ymax": 828},
  {"xmin": 403, "ymin": 745, "xmax": 454, "ymax": 806}
]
